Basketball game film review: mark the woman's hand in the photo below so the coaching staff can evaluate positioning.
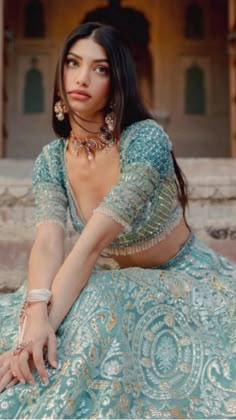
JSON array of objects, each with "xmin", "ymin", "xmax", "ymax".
[
  {"xmin": 10, "ymin": 303, "xmax": 58, "ymax": 385},
  {"xmin": 0, "ymin": 351, "xmax": 19, "ymax": 393}
]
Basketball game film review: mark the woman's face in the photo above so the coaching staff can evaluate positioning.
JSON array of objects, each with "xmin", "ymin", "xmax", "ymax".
[{"xmin": 63, "ymin": 37, "xmax": 111, "ymax": 122}]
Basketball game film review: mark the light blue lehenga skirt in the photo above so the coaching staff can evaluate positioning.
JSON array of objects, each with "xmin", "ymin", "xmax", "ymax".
[{"xmin": 0, "ymin": 234, "xmax": 236, "ymax": 419}]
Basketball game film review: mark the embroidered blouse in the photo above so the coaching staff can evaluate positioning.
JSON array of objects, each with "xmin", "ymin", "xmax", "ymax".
[{"xmin": 33, "ymin": 119, "xmax": 183, "ymax": 255}]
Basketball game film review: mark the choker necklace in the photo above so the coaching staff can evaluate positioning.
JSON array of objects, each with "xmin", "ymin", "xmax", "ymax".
[{"xmin": 68, "ymin": 127, "xmax": 115, "ymax": 161}]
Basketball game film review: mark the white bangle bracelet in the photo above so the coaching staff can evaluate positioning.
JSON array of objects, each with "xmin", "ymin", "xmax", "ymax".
[
  {"xmin": 16, "ymin": 289, "xmax": 53, "ymax": 346},
  {"xmin": 27, "ymin": 288, "xmax": 52, "ymax": 304}
]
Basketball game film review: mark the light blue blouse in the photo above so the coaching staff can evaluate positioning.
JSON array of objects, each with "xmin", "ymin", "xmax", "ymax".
[{"xmin": 33, "ymin": 119, "xmax": 182, "ymax": 255}]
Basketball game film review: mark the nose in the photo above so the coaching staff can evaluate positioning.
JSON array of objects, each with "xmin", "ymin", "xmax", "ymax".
[{"xmin": 76, "ymin": 65, "xmax": 89, "ymax": 86}]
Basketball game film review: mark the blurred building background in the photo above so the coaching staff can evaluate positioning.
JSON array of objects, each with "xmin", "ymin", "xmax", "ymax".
[{"xmin": 0, "ymin": 0, "xmax": 235, "ymax": 159}]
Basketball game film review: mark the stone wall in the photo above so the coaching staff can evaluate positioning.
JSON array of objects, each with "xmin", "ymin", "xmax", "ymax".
[{"xmin": 0, "ymin": 158, "xmax": 236, "ymax": 291}]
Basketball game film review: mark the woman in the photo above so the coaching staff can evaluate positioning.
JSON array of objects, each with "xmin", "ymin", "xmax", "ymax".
[{"xmin": 0, "ymin": 22, "xmax": 235, "ymax": 419}]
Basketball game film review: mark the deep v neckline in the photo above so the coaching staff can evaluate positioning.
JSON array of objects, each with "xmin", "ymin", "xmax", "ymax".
[
  {"xmin": 62, "ymin": 120, "xmax": 141, "ymax": 226},
  {"xmin": 63, "ymin": 139, "xmax": 89, "ymax": 225},
  {"xmin": 63, "ymin": 139, "xmax": 121, "ymax": 226}
]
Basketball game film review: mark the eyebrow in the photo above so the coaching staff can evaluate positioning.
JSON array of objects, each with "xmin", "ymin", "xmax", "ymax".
[{"xmin": 67, "ymin": 52, "xmax": 109, "ymax": 63}]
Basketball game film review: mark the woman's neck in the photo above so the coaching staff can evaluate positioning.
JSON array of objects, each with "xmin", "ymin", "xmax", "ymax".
[{"xmin": 69, "ymin": 112, "xmax": 105, "ymax": 138}]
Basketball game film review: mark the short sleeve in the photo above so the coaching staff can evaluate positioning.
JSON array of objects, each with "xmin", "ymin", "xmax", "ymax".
[
  {"xmin": 94, "ymin": 120, "xmax": 174, "ymax": 231},
  {"xmin": 33, "ymin": 147, "xmax": 68, "ymax": 229}
]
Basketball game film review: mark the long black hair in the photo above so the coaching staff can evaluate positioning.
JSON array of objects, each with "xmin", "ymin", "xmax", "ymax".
[{"xmin": 52, "ymin": 22, "xmax": 188, "ymax": 215}]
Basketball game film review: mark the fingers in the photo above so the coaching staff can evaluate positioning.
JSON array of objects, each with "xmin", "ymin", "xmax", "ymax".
[
  {"xmin": 0, "ymin": 350, "xmax": 11, "ymax": 367},
  {"xmin": 32, "ymin": 345, "xmax": 48, "ymax": 384},
  {"xmin": 17, "ymin": 351, "xmax": 35, "ymax": 385},
  {"xmin": 0, "ymin": 357, "xmax": 18, "ymax": 393},
  {"xmin": 0, "ymin": 368, "xmax": 14, "ymax": 393},
  {"xmin": 0, "ymin": 362, "xmax": 10, "ymax": 380},
  {"xmin": 11, "ymin": 341, "xmax": 47, "ymax": 384},
  {"xmin": 47, "ymin": 333, "xmax": 58, "ymax": 369},
  {"xmin": 6, "ymin": 377, "xmax": 19, "ymax": 388},
  {"xmin": 0, "ymin": 353, "xmax": 6, "ymax": 367},
  {"xmin": 6, "ymin": 331, "xmax": 58, "ymax": 386},
  {"xmin": 10, "ymin": 353, "xmax": 26, "ymax": 385}
]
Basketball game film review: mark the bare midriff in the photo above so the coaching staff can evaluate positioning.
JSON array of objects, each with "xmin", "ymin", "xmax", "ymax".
[{"xmin": 107, "ymin": 218, "xmax": 191, "ymax": 269}]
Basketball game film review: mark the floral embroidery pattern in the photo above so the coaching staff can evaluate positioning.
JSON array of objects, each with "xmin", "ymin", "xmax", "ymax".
[{"xmin": 0, "ymin": 238, "xmax": 236, "ymax": 418}]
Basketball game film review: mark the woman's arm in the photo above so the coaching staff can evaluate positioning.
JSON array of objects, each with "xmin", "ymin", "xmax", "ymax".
[
  {"xmin": 8, "ymin": 223, "xmax": 65, "ymax": 386},
  {"xmin": 27, "ymin": 222, "xmax": 65, "ymax": 291},
  {"xmin": 49, "ymin": 212, "xmax": 123, "ymax": 331},
  {"xmin": 11, "ymin": 213, "xmax": 121, "ymax": 385},
  {"xmin": 1, "ymin": 214, "xmax": 121, "ymax": 391},
  {"xmin": 2, "ymin": 144, "xmax": 69, "ymax": 388}
]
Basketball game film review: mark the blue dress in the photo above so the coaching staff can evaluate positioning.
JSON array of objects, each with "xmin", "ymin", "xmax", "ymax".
[{"xmin": 0, "ymin": 120, "xmax": 236, "ymax": 419}]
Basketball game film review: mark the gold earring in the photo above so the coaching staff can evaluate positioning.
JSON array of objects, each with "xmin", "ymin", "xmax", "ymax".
[{"xmin": 54, "ymin": 100, "xmax": 67, "ymax": 121}]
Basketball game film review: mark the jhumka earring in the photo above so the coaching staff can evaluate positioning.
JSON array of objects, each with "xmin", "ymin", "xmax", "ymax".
[
  {"xmin": 105, "ymin": 103, "xmax": 116, "ymax": 133},
  {"xmin": 54, "ymin": 99, "xmax": 67, "ymax": 121}
]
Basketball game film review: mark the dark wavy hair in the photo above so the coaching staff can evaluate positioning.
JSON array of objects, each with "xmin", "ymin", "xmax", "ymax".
[{"xmin": 52, "ymin": 22, "xmax": 188, "ymax": 215}]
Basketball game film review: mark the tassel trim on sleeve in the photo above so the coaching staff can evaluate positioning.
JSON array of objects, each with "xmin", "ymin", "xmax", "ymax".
[{"xmin": 93, "ymin": 206, "xmax": 132, "ymax": 232}]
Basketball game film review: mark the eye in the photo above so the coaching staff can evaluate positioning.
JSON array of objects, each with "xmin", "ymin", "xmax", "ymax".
[
  {"xmin": 66, "ymin": 58, "xmax": 79, "ymax": 68},
  {"xmin": 95, "ymin": 65, "xmax": 109, "ymax": 75}
]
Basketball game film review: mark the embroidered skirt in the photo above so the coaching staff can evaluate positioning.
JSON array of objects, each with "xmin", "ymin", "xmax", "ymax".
[{"xmin": 0, "ymin": 234, "xmax": 236, "ymax": 419}]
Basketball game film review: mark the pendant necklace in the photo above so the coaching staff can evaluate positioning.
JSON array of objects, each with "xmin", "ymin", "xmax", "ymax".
[{"xmin": 68, "ymin": 127, "xmax": 115, "ymax": 161}]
